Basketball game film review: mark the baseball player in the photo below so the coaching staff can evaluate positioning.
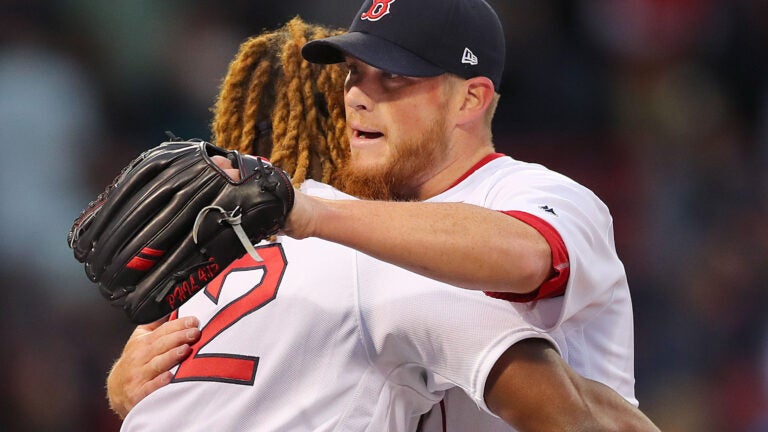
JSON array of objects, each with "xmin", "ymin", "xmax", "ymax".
[
  {"xmin": 292, "ymin": 0, "xmax": 640, "ymax": 428},
  {"xmin": 99, "ymin": 10, "xmax": 658, "ymax": 432},
  {"xmin": 280, "ymin": 0, "xmax": 639, "ymax": 411}
]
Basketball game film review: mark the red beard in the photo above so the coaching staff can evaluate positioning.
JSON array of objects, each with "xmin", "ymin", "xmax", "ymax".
[{"xmin": 336, "ymin": 117, "xmax": 449, "ymax": 201}]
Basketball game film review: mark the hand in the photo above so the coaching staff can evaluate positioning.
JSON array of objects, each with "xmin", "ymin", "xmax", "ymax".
[
  {"xmin": 106, "ymin": 316, "xmax": 201, "ymax": 418},
  {"xmin": 210, "ymin": 155, "xmax": 318, "ymax": 239},
  {"xmin": 210, "ymin": 155, "xmax": 241, "ymax": 180}
]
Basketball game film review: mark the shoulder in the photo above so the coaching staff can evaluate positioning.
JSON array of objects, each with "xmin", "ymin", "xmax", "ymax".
[
  {"xmin": 445, "ymin": 156, "xmax": 609, "ymax": 217},
  {"xmin": 490, "ymin": 157, "xmax": 594, "ymax": 196}
]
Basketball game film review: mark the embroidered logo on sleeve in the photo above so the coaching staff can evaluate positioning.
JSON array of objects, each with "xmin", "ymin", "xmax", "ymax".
[{"xmin": 539, "ymin": 205, "xmax": 557, "ymax": 216}]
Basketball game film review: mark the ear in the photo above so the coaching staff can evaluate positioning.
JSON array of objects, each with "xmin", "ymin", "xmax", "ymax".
[{"xmin": 456, "ymin": 76, "xmax": 495, "ymax": 126}]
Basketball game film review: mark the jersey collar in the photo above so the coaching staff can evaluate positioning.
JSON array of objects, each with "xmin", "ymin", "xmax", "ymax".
[{"xmin": 445, "ymin": 153, "xmax": 505, "ymax": 191}]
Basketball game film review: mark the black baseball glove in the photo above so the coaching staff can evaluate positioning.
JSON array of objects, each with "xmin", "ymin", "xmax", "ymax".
[{"xmin": 68, "ymin": 138, "xmax": 294, "ymax": 324}]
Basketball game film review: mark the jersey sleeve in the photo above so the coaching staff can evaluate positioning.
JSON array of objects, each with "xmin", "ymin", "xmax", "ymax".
[
  {"xmin": 485, "ymin": 210, "xmax": 570, "ymax": 302},
  {"xmin": 436, "ymin": 159, "xmax": 629, "ymax": 330},
  {"xmin": 503, "ymin": 180, "xmax": 624, "ymax": 328}
]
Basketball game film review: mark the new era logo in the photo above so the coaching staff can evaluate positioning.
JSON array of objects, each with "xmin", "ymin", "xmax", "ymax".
[{"xmin": 462, "ymin": 48, "xmax": 478, "ymax": 65}]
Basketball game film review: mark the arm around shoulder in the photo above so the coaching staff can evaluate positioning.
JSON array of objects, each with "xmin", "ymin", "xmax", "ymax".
[
  {"xmin": 285, "ymin": 192, "xmax": 552, "ymax": 294},
  {"xmin": 484, "ymin": 338, "xmax": 661, "ymax": 432}
]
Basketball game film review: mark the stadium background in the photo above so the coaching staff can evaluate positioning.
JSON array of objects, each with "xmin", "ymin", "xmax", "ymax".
[{"xmin": 1, "ymin": 0, "xmax": 766, "ymax": 430}]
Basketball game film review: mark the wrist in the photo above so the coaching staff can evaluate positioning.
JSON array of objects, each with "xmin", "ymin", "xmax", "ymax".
[{"xmin": 283, "ymin": 190, "xmax": 323, "ymax": 239}]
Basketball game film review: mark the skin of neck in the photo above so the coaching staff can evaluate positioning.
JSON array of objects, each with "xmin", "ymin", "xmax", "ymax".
[{"xmin": 411, "ymin": 109, "xmax": 496, "ymax": 200}]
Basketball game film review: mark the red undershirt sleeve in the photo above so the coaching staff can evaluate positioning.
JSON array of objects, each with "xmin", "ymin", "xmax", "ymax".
[{"xmin": 484, "ymin": 210, "xmax": 570, "ymax": 302}]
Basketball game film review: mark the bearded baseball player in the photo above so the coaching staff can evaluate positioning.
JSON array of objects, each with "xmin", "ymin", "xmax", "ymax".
[
  {"xmin": 294, "ymin": 0, "xmax": 642, "ymax": 428},
  {"xmin": 79, "ymin": 1, "xmax": 660, "ymax": 429}
]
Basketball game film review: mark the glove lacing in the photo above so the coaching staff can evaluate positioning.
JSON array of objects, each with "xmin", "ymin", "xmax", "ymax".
[{"xmin": 192, "ymin": 205, "xmax": 264, "ymax": 262}]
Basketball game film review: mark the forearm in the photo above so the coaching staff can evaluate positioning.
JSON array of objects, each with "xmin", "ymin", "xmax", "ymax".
[
  {"xmin": 571, "ymin": 376, "xmax": 661, "ymax": 432},
  {"xmin": 287, "ymin": 195, "xmax": 551, "ymax": 293}
]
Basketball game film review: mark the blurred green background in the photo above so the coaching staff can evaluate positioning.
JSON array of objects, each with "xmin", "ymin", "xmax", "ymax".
[{"xmin": 1, "ymin": 1, "xmax": 766, "ymax": 431}]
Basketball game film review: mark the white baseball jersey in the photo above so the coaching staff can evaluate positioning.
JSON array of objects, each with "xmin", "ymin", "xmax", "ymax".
[
  {"xmin": 121, "ymin": 180, "xmax": 558, "ymax": 432},
  {"xmin": 123, "ymin": 152, "xmax": 636, "ymax": 432},
  {"xmin": 419, "ymin": 153, "xmax": 636, "ymax": 431}
]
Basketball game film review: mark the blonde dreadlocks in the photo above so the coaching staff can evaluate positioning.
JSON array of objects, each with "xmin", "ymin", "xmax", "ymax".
[{"xmin": 211, "ymin": 17, "xmax": 349, "ymax": 187}]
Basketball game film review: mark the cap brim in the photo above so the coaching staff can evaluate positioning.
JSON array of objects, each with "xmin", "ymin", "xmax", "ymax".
[{"xmin": 302, "ymin": 32, "xmax": 445, "ymax": 78}]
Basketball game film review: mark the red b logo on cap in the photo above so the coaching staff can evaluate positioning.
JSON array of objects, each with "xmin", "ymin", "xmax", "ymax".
[{"xmin": 361, "ymin": 0, "xmax": 396, "ymax": 21}]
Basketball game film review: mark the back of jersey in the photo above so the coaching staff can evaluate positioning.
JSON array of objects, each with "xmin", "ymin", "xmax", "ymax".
[
  {"xmin": 120, "ymin": 180, "xmax": 454, "ymax": 431},
  {"xmin": 119, "ymin": 179, "xmax": 560, "ymax": 431},
  {"xmin": 121, "ymin": 236, "xmax": 371, "ymax": 431}
]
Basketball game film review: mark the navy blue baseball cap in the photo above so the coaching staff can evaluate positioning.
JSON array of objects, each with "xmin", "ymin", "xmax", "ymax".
[{"xmin": 301, "ymin": 0, "xmax": 506, "ymax": 91}]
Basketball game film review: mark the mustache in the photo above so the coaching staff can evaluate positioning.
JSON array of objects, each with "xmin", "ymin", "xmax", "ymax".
[{"xmin": 335, "ymin": 120, "xmax": 449, "ymax": 201}]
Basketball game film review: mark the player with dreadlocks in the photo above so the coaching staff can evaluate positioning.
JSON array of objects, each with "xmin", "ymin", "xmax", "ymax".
[
  {"xmin": 105, "ymin": 16, "xmax": 658, "ymax": 432},
  {"xmin": 105, "ymin": 17, "xmax": 351, "ymax": 416}
]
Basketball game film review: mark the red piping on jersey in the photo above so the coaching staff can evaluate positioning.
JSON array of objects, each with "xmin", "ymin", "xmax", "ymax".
[
  {"xmin": 445, "ymin": 152, "xmax": 505, "ymax": 191},
  {"xmin": 486, "ymin": 210, "xmax": 570, "ymax": 302},
  {"xmin": 416, "ymin": 399, "xmax": 447, "ymax": 432},
  {"xmin": 440, "ymin": 399, "xmax": 446, "ymax": 432}
]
